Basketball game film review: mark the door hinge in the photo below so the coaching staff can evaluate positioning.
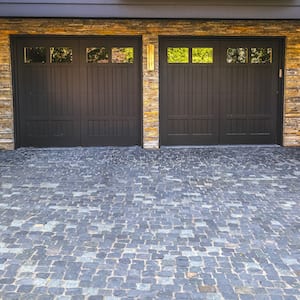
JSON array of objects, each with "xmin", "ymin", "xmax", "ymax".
[{"xmin": 279, "ymin": 68, "xmax": 283, "ymax": 78}]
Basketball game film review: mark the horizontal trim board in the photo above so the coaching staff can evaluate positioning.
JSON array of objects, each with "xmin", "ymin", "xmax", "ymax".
[
  {"xmin": 1, "ymin": 0, "xmax": 300, "ymax": 4},
  {"xmin": 1, "ymin": 4, "xmax": 300, "ymax": 19}
]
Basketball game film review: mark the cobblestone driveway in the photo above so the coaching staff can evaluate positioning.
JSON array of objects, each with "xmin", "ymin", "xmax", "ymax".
[{"xmin": 0, "ymin": 146, "xmax": 299, "ymax": 300}]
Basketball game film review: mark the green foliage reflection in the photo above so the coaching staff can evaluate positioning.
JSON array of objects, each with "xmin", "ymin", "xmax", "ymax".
[
  {"xmin": 87, "ymin": 47, "xmax": 109, "ymax": 63},
  {"xmin": 167, "ymin": 48, "xmax": 189, "ymax": 63},
  {"xmin": 50, "ymin": 47, "xmax": 72, "ymax": 63},
  {"xmin": 192, "ymin": 48, "xmax": 213, "ymax": 63},
  {"xmin": 227, "ymin": 48, "xmax": 248, "ymax": 64},
  {"xmin": 112, "ymin": 47, "xmax": 134, "ymax": 63},
  {"xmin": 250, "ymin": 48, "xmax": 272, "ymax": 64}
]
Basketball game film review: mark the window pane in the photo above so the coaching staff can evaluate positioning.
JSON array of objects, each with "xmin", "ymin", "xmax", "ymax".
[
  {"xmin": 227, "ymin": 48, "xmax": 248, "ymax": 64},
  {"xmin": 50, "ymin": 47, "xmax": 72, "ymax": 63},
  {"xmin": 112, "ymin": 47, "xmax": 134, "ymax": 63},
  {"xmin": 86, "ymin": 47, "xmax": 109, "ymax": 63},
  {"xmin": 167, "ymin": 48, "xmax": 189, "ymax": 63},
  {"xmin": 24, "ymin": 47, "xmax": 46, "ymax": 63},
  {"xmin": 192, "ymin": 48, "xmax": 213, "ymax": 63},
  {"xmin": 250, "ymin": 48, "xmax": 272, "ymax": 64}
]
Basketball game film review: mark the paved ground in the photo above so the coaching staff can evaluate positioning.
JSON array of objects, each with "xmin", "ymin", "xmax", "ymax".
[{"xmin": 0, "ymin": 146, "xmax": 299, "ymax": 300}]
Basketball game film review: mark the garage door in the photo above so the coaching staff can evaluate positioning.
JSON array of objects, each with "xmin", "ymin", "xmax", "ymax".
[
  {"xmin": 160, "ymin": 38, "xmax": 283, "ymax": 145},
  {"xmin": 13, "ymin": 37, "xmax": 141, "ymax": 147}
]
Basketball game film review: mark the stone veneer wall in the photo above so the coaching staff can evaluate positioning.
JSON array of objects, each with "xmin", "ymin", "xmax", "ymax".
[{"xmin": 0, "ymin": 19, "xmax": 299, "ymax": 149}]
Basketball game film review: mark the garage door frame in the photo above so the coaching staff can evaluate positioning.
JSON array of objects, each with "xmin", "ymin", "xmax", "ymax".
[
  {"xmin": 11, "ymin": 35, "xmax": 143, "ymax": 148},
  {"xmin": 159, "ymin": 36, "xmax": 285, "ymax": 146}
]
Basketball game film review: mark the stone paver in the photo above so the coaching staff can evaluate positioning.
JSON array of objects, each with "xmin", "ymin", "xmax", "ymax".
[{"xmin": 0, "ymin": 146, "xmax": 299, "ymax": 300}]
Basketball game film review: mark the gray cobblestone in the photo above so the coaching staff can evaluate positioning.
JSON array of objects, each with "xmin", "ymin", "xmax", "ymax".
[{"xmin": 0, "ymin": 146, "xmax": 299, "ymax": 299}]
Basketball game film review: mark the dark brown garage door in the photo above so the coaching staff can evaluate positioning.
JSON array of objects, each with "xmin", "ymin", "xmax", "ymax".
[
  {"xmin": 13, "ymin": 36, "xmax": 141, "ymax": 147},
  {"xmin": 160, "ymin": 37, "xmax": 283, "ymax": 145}
]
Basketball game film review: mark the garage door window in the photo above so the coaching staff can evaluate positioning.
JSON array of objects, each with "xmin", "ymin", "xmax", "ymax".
[
  {"xmin": 250, "ymin": 48, "xmax": 272, "ymax": 64},
  {"xmin": 226, "ymin": 48, "xmax": 248, "ymax": 64},
  {"xmin": 167, "ymin": 47, "xmax": 189, "ymax": 63},
  {"xmin": 112, "ymin": 47, "xmax": 134, "ymax": 63},
  {"xmin": 50, "ymin": 47, "xmax": 73, "ymax": 63},
  {"xmin": 86, "ymin": 47, "xmax": 109, "ymax": 63},
  {"xmin": 192, "ymin": 48, "xmax": 213, "ymax": 63},
  {"xmin": 24, "ymin": 47, "xmax": 46, "ymax": 63}
]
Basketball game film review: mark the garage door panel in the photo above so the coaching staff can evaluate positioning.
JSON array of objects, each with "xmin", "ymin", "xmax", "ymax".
[
  {"xmin": 22, "ymin": 67, "xmax": 79, "ymax": 118},
  {"xmin": 85, "ymin": 118, "xmax": 139, "ymax": 146},
  {"xmin": 166, "ymin": 66, "xmax": 189, "ymax": 116},
  {"xmin": 15, "ymin": 36, "xmax": 141, "ymax": 147},
  {"xmin": 250, "ymin": 67, "xmax": 274, "ymax": 115},
  {"xmin": 22, "ymin": 68, "xmax": 49, "ymax": 116},
  {"xmin": 84, "ymin": 66, "xmax": 138, "ymax": 117},
  {"xmin": 25, "ymin": 120, "xmax": 75, "ymax": 137},
  {"xmin": 166, "ymin": 133, "xmax": 218, "ymax": 145},
  {"xmin": 192, "ymin": 67, "xmax": 215, "ymax": 116},
  {"xmin": 249, "ymin": 119, "xmax": 272, "ymax": 135},
  {"xmin": 81, "ymin": 38, "xmax": 141, "ymax": 146},
  {"xmin": 85, "ymin": 66, "xmax": 109, "ymax": 116},
  {"xmin": 220, "ymin": 116, "xmax": 274, "ymax": 144},
  {"xmin": 221, "ymin": 67, "xmax": 248, "ymax": 115},
  {"xmin": 161, "ymin": 37, "xmax": 281, "ymax": 145},
  {"xmin": 220, "ymin": 40, "xmax": 279, "ymax": 144},
  {"xmin": 17, "ymin": 41, "xmax": 81, "ymax": 147},
  {"xmin": 160, "ymin": 39, "xmax": 219, "ymax": 145},
  {"xmin": 219, "ymin": 65, "xmax": 249, "ymax": 140},
  {"xmin": 48, "ymin": 67, "xmax": 79, "ymax": 117},
  {"xmin": 87, "ymin": 118, "xmax": 136, "ymax": 135},
  {"xmin": 167, "ymin": 117, "xmax": 215, "ymax": 134}
]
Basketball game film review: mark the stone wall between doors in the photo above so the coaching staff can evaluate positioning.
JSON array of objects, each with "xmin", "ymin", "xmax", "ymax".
[{"xmin": 0, "ymin": 19, "xmax": 299, "ymax": 149}]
